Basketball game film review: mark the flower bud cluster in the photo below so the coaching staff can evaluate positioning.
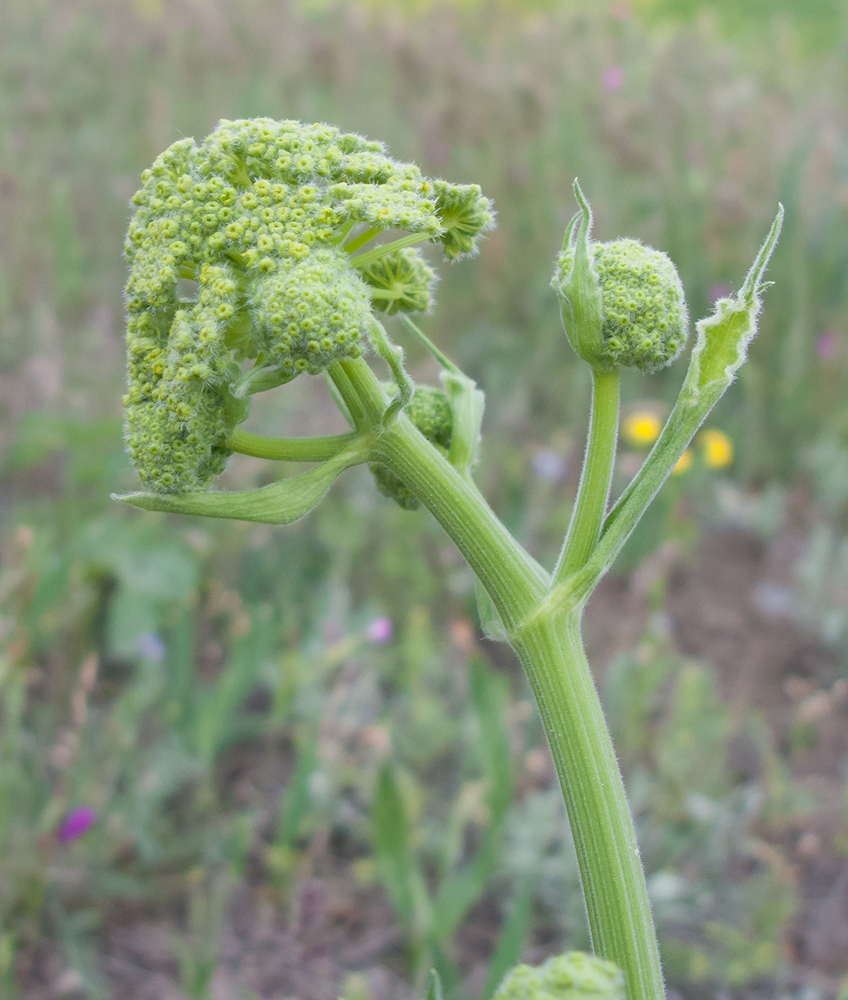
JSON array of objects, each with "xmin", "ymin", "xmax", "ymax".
[
  {"xmin": 371, "ymin": 386, "xmax": 453, "ymax": 509},
  {"xmin": 554, "ymin": 238, "xmax": 687, "ymax": 374},
  {"xmin": 123, "ymin": 118, "xmax": 494, "ymax": 492},
  {"xmin": 494, "ymin": 952, "xmax": 624, "ymax": 1000}
]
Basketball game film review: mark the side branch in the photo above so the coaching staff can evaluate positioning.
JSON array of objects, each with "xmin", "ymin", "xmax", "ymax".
[{"xmin": 229, "ymin": 428, "xmax": 359, "ymax": 462}]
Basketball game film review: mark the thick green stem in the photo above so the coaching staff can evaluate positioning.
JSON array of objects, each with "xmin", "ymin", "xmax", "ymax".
[
  {"xmin": 327, "ymin": 359, "xmax": 379, "ymax": 430},
  {"xmin": 554, "ymin": 368, "xmax": 620, "ymax": 583},
  {"xmin": 229, "ymin": 428, "xmax": 358, "ymax": 462},
  {"xmin": 330, "ymin": 357, "xmax": 663, "ymax": 999},
  {"xmin": 510, "ymin": 610, "xmax": 664, "ymax": 1000},
  {"xmin": 336, "ymin": 357, "xmax": 547, "ymax": 630}
]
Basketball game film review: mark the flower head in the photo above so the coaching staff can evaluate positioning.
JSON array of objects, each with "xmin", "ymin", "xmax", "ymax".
[
  {"xmin": 123, "ymin": 118, "xmax": 494, "ymax": 493},
  {"xmin": 366, "ymin": 616, "xmax": 393, "ymax": 644},
  {"xmin": 359, "ymin": 247, "xmax": 436, "ymax": 315},
  {"xmin": 699, "ymin": 428, "xmax": 733, "ymax": 468},
  {"xmin": 555, "ymin": 238, "xmax": 688, "ymax": 373},
  {"xmin": 552, "ymin": 183, "xmax": 688, "ymax": 374},
  {"xmin": 57, "ymin": 806, "xmax": 97, "ymax": 843},
  {"xmin": 494, "ymin": 951, "xmax": 624, "ymax": 1000},
  {"xmin": 622, "ymin": 410, "xmax": 661, "ymax": 447}
]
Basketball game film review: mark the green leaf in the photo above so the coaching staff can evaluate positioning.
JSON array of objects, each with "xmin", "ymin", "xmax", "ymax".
[
  {"xmin": 431, "ymin": 825, "xmax": 501, "ymax": 941},
  {"xmin": 551, "ymin": 180, "xmax": 605, "ymax": 371},
  {"xmin": 276, "ymin": 730, "xmax": 320, "ymax": 850},
  {"xmin": 113, "ymin": 438, "xmax": 370, "ymax": 524},
  {"xmin": 371, "ymin": 762, "xmax": 428, "ymax": 935},
  {"xmin": 684, "ymin": 205, "xmax": 783, "ymax": 402},
  {"xmin": 476, "ymin": 580, "xmax": 509, "ymax": 642},
  {"xmin": 481, "ymin": 882, "xmax": 536, "ymax": 1000},
  {"xmin": 432, "ymin": 658, "xmax": 513, "ymax": 939},
  {"xmin": 441, "ymin": 369, "xmax": 485, "ymax": 478},
  {"xmin": 421, "ymin": 969, "xmax": 445, "ymax": 1000},
  {"xmin": 469, "ymin": 657, "xmax": 513, "ymax": 820}
]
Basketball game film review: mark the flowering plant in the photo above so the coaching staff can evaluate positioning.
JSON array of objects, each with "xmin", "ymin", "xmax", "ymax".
[{"xmin": 115, "ymin": 118, "xmax": 782, "ymax": 1000}]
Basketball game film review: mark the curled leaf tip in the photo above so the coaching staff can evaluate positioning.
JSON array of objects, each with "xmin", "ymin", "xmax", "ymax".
[{"xmin": 572, "ymin": 177, "xmax": 592, "ymax": 217}]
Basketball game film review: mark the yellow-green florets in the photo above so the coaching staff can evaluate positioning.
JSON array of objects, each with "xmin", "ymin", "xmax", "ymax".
[
  {"xmin": 123, "ymin": 118, "xmax": 494, "ymax": 493},
  {"xmin": 371, "ymin": 386, "xmax": 453, "ymax": 509},
  {"xmin": 494, "ymin": 952, "xmax": 624, "ymax": 1000},
  {"xmin": 554, "ymin": 238, "xmax": 688, "ymax": 374}
]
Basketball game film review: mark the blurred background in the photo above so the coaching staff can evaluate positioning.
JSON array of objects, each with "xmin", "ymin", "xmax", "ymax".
[{"xmin": 2, "ymin": 0, "xmax": 848, "ymax": 997}]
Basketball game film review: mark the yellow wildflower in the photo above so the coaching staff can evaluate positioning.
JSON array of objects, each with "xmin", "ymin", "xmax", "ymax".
[
  {"xmin": 622, "ymin": 411, "xmax": 662, "ymax": 447},
  {"xmin": 672, "ymin": 449, "xmax": 693, "ymax": 475},
  {"xmin": 700, "ymin": 428, "xmax": 734, "ymax": 469}
]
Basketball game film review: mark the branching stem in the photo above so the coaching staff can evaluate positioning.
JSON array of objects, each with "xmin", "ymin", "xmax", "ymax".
[
  {"xmin": 349, "ymin": 232, "xmax": 432, "ymax": 270},
  {"xmin": 229, "ymin": 428, "xmax": 358, "ymax": 462}
]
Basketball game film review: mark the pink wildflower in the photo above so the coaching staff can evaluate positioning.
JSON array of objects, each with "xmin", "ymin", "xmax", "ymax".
[
  {"xmin": 603, "ymin": 66, "xmax": 625, "ymax": 92},
  {"xmin": 366, "ymin": 617, "xmax": 393, "ymax": 645}
]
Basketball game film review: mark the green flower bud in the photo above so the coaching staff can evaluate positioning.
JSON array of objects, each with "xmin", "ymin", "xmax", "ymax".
[
  {"xmin": 371, "ymin": 385, "xmax": 452, "ymax": 509},
  {"xmin": 433, "ymin": 179, "xmax": 496, "ymax": 259},
  {"xmin": 552, "ymin": 182, "xmax": 688, "ymax": 374},
  {"xmin": 494, "ymin": 952, "xmax": 624, "ymax": 1000}
]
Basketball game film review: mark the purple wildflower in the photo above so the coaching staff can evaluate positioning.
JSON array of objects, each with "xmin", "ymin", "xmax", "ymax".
[
  {"xmin": 366, "ymin": 617, "xmax": 393, "ymax": 645},
  {"xmin": 57, "ymin": 806, "xmax": 97, "ymax": 843}
]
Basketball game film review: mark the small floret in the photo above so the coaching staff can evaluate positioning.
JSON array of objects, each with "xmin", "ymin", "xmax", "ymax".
[
  {"xmin": 494, "ymin": 952, "xmax": 624, "ymax": 1000},
  {"xmin": 249, "ymin": 248, "xmax": 369, "ymax": 375},
  {"xmin": 433, "ymin": 180, "xmax": 496, "ymax": 259},
  {"xmin": 123, "ymin": 118, "xmax": 495, "ymax": 492},
  {"xmin": 359, "ymin": 247, "xmax": 436, "ymax": 315},
  {"xmin": 554, "ymin": 238, "xmax": 688, "ymax": 373},
  {"xmin": 371, "ymin": 386, "xmax": 453, "ymax": 509}
]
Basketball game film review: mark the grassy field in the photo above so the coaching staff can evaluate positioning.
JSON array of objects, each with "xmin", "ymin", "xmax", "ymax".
[{"xmin": 1, "ymin": 1, "xmax": 848, "ymax": 997}]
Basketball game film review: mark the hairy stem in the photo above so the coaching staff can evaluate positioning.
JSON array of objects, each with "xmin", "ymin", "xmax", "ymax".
[
  {"xmin": 510, "ymin": 609, "xmax": 664, "ymax": 1000},
  {"xmin": 554, "ymin": 368, "xmax": 620, "ymax": 583},
  {"xmin": 327, "ymin": 356, "xmax": 664, "ymax": 997}
]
